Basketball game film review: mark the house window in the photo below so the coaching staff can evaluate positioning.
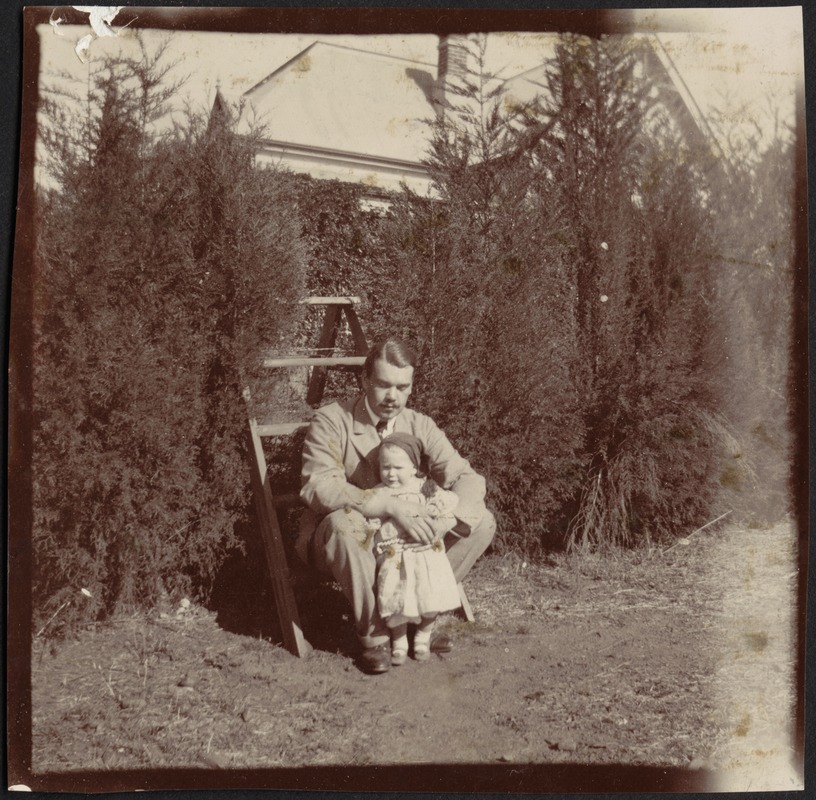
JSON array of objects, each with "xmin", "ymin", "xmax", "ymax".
[{"xmin": 359, "ymin": 196, "xmax": 392, "ymax": 215}]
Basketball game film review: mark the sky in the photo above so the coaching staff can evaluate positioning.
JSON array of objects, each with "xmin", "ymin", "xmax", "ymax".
[{"xmin": 37, "ymin": 6, "xmax": 804, "ymax": 158}]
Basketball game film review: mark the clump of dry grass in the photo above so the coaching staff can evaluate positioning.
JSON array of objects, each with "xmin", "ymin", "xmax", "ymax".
[{"xmin": 566, "ymin": 448, "xmax": 662, "ymax": 552}]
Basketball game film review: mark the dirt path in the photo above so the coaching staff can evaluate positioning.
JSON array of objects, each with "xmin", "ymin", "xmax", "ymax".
[{"xmin": 29, "ymin": 521, "xmax": 801, "ymax": 791}]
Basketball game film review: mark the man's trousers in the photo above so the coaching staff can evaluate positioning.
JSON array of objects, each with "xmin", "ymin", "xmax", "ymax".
[{"xmin": 306, "ymin": 507, "xmax": 496, "ymax": 648}]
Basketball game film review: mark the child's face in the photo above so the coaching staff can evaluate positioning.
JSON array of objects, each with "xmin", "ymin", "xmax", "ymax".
[{"xmin": 379, "ymin": 445, "xmax": 417, "ymax": 488}]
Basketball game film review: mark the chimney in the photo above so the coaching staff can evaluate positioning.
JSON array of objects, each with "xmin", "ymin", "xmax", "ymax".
[{"xmin": 434, "ymin": 34, "xmax": 470, "ymax": 116}]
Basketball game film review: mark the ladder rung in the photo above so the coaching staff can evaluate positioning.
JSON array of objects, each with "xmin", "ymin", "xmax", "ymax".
[
  {"xmin": 257, "ymin": 421, "xmax": 310, "ymax": 436},
  {"xmin": 299, "ymin": 296, "xmax": 361, "ymax": 306},
  {"xmin": 263, "ymin": 356, "xmax": 366, "ymax": 368},
  {"xmin": 271, "ymin": 492, "xmax": 303, "ymax": 509}
]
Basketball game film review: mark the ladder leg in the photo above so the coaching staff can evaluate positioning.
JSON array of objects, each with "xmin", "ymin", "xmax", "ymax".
[
  {"xmin": 342, "ymin": 305, "xmax": 369, "ymax": 356},
  {"xmin": 306, "ymin": 305, "xmax": 341, "ymax": 406},
  {"xmin": 247, "ymin": 421, "xmax": 312, "ymax": 657},
  {"xmin": 457, "ymin": 582, "xmax": 475, "ymax": 623}
]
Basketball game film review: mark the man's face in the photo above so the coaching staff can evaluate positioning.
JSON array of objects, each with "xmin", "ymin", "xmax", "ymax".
[
  {"xmin": 379, "ymin": 445, "xmax": 416, "ymax": 488},
  {"xmin": 362, "ymin": 358, "xmax": 413, "ymax": 421}
]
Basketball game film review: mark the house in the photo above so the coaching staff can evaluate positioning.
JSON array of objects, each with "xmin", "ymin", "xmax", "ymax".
[
  {"xmin": 238, "ymin": 39, "xmax": 450, "ymax": 208},
  {"xmin": 235, "ymin": 34, "xmax": 720, "ymax": 207}
]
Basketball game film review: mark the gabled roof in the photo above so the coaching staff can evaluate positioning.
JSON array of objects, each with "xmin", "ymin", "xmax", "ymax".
[
  {"xmin": 241, "ymin": 41, "xmax": 438, "ymax": 166},
  {"xmin": 236, "ymin": 36, "xmax": 725, "ymax": 194}
]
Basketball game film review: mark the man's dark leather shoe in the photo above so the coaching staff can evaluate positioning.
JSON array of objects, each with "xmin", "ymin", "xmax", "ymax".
[
  {"xmin": 430, "ymin": 633, "xmax": 453, "ymax": 654},
  {"xmin": 359, "ymin": 643, "xmax": 391, "ymax": 674}
]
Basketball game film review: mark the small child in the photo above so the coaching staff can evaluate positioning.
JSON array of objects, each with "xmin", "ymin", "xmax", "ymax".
[{"xmin": 367, "ymin": 432, "xmax": 461, "ymax": 665}]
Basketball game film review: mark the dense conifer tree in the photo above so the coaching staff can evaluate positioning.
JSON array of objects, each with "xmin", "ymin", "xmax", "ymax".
[{"xmin": 33, "ymin": 41, "xmax": 306, "ymax": 630}]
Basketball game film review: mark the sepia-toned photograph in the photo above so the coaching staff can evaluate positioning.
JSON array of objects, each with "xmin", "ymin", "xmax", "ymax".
[{"xmin": 7, "ymin": 4, "xmax": 808, "ymax": 794}]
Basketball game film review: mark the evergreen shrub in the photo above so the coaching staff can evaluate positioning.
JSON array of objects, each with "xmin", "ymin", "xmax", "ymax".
[{"xmin": 33, "ymin": 42, "xmax": 307, "ymax": 633}]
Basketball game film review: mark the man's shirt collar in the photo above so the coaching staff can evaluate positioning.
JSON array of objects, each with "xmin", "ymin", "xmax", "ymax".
[{"xmin": 364, "ymin": 397, "xmax": 396, "ymax": 436}]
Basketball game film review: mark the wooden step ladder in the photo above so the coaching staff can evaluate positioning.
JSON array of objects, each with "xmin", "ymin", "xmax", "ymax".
[{"xmin": 246, "ymin": 296, "xmax": 473, "ymax": 658}]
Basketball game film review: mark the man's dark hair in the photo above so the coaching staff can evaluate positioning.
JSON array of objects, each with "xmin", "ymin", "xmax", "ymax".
[{"xmin": 363, "ymin": 337, "xmax": 417, "ymax": 377}]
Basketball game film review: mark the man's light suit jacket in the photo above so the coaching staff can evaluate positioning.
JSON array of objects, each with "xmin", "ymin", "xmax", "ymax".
[{"xmin": 298, "ymin": 395, "xmax": 487, "ymax": 560}]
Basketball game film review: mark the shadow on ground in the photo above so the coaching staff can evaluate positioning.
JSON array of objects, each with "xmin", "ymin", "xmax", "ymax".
[{"xmin": 207, "ymin": 534, "xmax": 357, "ymax": 657}]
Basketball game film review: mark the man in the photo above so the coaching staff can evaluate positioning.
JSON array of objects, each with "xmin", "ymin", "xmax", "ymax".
[{"xmin": 297, "ymin": 336, "xmax": 496, "ymax": 673}]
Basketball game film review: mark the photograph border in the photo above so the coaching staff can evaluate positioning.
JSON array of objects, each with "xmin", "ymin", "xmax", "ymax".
[{"xmin": 6, "ymin": 3, "xmax": 812, "ymax": 794}]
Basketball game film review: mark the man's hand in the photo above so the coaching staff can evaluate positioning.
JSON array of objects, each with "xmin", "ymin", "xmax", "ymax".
[
  {"xmin": 387, "ymin": 499, "xmax": 449, "ymax": 545},
  {"xmin": 399, "ymin": 515, "xmax": 438, "ymax": 546}
]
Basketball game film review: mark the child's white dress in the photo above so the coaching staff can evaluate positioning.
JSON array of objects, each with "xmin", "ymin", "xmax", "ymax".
[{"xmin": 369, "ymin": 478, "xmax": 462, "ymax": 627}]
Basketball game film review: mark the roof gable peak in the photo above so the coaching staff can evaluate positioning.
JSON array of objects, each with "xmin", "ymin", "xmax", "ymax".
[{"xmin": 244, "ymin": 39, "xmax": 436, "ymax": 97}]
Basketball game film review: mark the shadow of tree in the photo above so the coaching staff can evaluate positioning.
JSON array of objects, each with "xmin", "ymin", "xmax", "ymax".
[{"xmin": 405, "ymin": 67, "xmax": 436, "ymax": 106}]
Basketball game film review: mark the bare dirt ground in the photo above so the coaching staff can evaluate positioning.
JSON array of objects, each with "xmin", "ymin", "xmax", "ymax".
[{"xmin": 29, "ymin": 520, "xmax": 802, "ymax": 792}]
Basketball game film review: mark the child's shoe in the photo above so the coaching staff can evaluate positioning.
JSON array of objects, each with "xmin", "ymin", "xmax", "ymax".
[
  {"xmin": 391, "ymin": 632, "xmax": 409, "ymax": 666},
  {"xmin": 413, "ymin": 643, "xmax": 431, "ymax": 662},
  {"xmin": 413, "ymin": 624, "xmax": 434, "ymax": 662}
]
